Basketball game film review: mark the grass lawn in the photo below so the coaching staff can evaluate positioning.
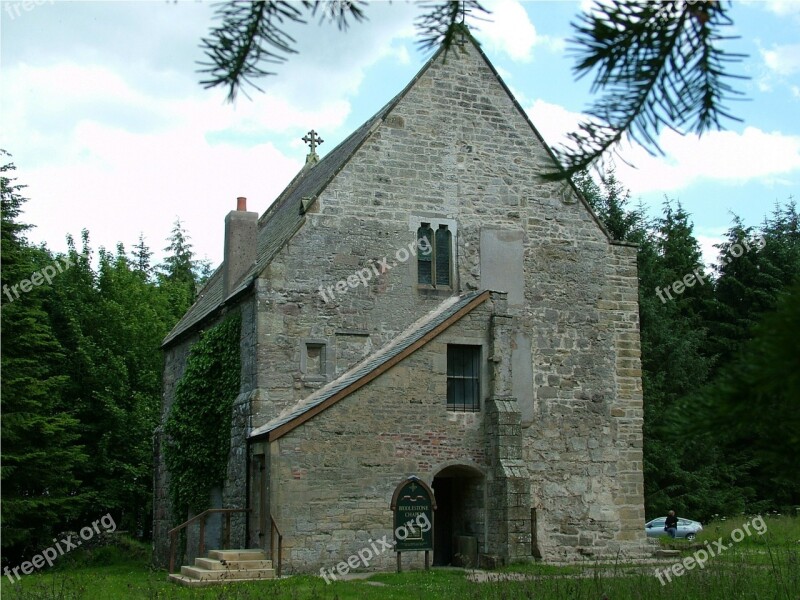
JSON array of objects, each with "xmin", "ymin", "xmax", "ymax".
[{"xmin": 2, "ymin": 516, "xmax": 798, "ymax": 599}]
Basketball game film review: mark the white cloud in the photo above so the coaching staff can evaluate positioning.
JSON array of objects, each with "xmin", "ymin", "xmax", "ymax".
[
  {"xmin": 745, "ymin": 0, "xmax": 800, "ymax": 16},
  {"xmin": 0, "ymin": 1, "xmax": 424, "ymax": 266},
  {"xmin": 21, "ymin": 126, "xmax": 302, "ymax": 264},
  {"xmin": 761, "ymin": 43, "xmax": 800, "ymax": 76},
  {"xmin": 615, "ymin": 127, "xmax": 800, "ymax": 193},
  {"xmin": 696, "ymin": 230, "xmax": 730, "ymax": 268},
  {"xmin": 0, "ymin": 62, "xmax": 308, "ymax": 265},
  {"xmin": 524, "ymin": 99, "xmax": 800, "ymax": 195},
  {"xmin": 2, "ymin": 61, "xmax": 352, "ymax": 163},
  {"xmin": 391, "ymin": 44, "xmax": 412, "ymax": 66},
  {"xmin": 757, "ymin": 77, "xmax": 773, "ymax": 92},
  {"xmin": 470, "ymin": 0, "xmax": 551, "ymax": 62},
  {"xmin": 264, "ymin": 3, "xmax": 419, "ymax": 108},
  {"xmin": 525, "ymin": 99, "xmax": 583, "ymax": 151}
]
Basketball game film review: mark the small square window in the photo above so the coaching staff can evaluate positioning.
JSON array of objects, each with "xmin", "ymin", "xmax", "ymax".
[
  {"xmin": 306, "ymin": 345, "xmax": 324, "ymax": 375},
  {"xmin": 447, "ymin": 345, "xmax": 481, "ymax": 411},
  {"xmin": 301, "ymin": 341, "xmax": 327, "ymax": 379}
]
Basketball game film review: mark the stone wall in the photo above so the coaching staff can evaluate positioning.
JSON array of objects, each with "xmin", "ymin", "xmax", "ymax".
[
  {"xmin": 608, "ymin": 243, "xmax": 646, "ymax": 547},
  {"xmin": 223, "ymin": 298, "xmax": 258, "ymax": 549},
  {"xmin": 153, "ymin": 334, "xmax": 196, "ymax": 567},
  {"xmin": 523, "ymin": 240, "xmax": 647, "ymax": 561},
  {"xmin": 156, "ymin": 37, "xmax": 646, "ymax": 568},
  {"xmin": 484, "ymin": 300, "xmax": 531, "ymax": 564},
  {"xmin": 153, "ymin": 299, "xmax": 257, "ymax": 567},
  {"xmin": 250, "ymin": 40, "xmax": 613, "ymax": 433},
  {"xmin": 268, "ymin": 301, "xmax": 495, "ymax": 573},
  {"xmin": 249, "ymin": 39, "xmax": 646, "ymax": 564}
]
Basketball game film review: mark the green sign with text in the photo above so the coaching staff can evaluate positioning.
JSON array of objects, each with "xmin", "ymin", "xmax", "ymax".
[{"xmin": 391, "ymin": 477, "xmax": 435, "ymax": 552}]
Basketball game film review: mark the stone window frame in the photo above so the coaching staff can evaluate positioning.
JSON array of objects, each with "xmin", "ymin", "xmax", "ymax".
[
  {"xmin": 300, "ymin": 338, "xmax": 331, "ymax": 382},
  {"xmin": 409, "ymin": 214, "xmax": 457, "ymax": 294},
  {"xmin": 445, "ymin": 340, "xmax": 486, "ymax": 412}
]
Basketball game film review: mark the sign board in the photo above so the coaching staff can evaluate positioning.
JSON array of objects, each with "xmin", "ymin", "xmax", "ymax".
[{"xmin": 390, "ymin": 476, "xmax": 435, "ymax": 552}]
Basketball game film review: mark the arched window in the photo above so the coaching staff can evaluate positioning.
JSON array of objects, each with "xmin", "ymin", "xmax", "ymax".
[
  {"xmin": 417, "ymin": 224, "xmax": 433, "ymax": 285},
  {"xmin": 435, "ymin": 225, "xmax": 451, "ymax": 287},
  {"xmin": 415, "ymin": 221, "xmax": 453, "ymax": 288}
]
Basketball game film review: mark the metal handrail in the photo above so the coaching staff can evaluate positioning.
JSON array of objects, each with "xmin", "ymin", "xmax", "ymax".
[
  {"xmin": 168, "ymin": 508, "xmax": 250, "ymax": 573},
  {"xmin": 270, "ymin": 515, "xmax": 283, "ymax": 577}
]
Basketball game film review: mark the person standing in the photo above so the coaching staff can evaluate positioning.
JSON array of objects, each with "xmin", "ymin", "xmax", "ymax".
[{"xmin": 665, "ymin": 510, "xmax": 678, "ymax": 538}]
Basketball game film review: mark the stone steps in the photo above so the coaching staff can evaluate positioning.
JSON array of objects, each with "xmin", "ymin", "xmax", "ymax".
[
  {"xmin": 194, "ymin": 557, "xmax": 273, "ymax": 570},
  {"xmin": 168, "ymin": 549, "xmax": 276, "ymax": 587},
  {"xmin": 208, "ymin": 549, "xmax": 268, "ymax": 561}
]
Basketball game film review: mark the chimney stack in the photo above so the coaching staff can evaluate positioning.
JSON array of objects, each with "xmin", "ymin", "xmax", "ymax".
[{"xmin": 223, "ymin": 196, "xmax": 258, "ymax": 297}]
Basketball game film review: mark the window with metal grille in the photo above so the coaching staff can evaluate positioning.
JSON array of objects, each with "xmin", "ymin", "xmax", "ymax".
[
  {"xmin": 417, "ymin": 223, "xmax": 452, "ymax": 287},
  {"xmin": 447, "ymin": 345, "xmax": 481, "ymax": 411}
]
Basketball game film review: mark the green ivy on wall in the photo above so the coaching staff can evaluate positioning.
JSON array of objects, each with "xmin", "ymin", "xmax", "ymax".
[{"xmin": 164, "ymin": 313, "xmax": 241, "ymax": 517}]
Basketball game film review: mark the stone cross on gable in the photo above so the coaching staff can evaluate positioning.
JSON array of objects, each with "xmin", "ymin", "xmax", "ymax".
[{"xmin": 302, "ymin": 129, "xmax": 324, "ymax": 165}]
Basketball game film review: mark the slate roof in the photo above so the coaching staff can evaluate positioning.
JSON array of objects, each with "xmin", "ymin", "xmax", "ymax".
[
  {"xmin": 161, "ymin": 48, "xmax": 446, "ymax": 347},
  {"xmin": 163, "ymin": 265, "xmax": 226, "ymax": 346},
  {"xmin": 249, "ymin": 290, "xmax": 489, "ymax": 442},
  {"xmin": 161, "ymin": 99, "xmax": 396, "ymax": 346}
]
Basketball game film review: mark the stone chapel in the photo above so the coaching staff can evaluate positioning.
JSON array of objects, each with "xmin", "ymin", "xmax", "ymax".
[{"xmin": 153, "ymin": 34, "xmax": 648, "ymax": 576}]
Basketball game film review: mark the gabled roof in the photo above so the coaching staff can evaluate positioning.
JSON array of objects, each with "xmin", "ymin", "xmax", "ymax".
[
  {"xmin": 249, "ymin": 290, "xmax": 490, "ymax": 442},
  {"xmin": 161, "ymin": 99, "xmax": 399, "ymax": 346},
  {"xmin": 163, "ymin": 265, "xmax": 226, "ymax": 345},
  {"xmin": 162, "ymin": 32, "xmax": 614, "ymax": 347},
  {"xmin": 161, "ymin": 44, "xmax": 452, "ymax": 348}
]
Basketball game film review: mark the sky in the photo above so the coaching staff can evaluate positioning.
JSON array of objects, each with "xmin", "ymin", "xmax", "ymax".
[{"xmin": 2, "ymin": 0, "xmax": 799, "ymax": 269}]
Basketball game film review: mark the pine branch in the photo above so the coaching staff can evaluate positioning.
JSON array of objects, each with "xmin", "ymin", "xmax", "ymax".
[
  {"xmin": 198, "ymin": 1, "xmax": 490, "ymax": 101},
  {"xmin": 414, "ymin": 1, "xmax": 490, "ymax": 55},
  {"xmin": 198, "ymin": 1, "xmax": 367, "ymax": 102},
  {"xmin": 308, "ymin": 0, "xmax": 367, "ymax": 30},
  {"xmin": 544, "ymin": 0, "xmax": 746, "ymax": 181}
]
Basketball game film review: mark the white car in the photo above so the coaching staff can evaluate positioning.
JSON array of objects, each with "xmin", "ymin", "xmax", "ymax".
[{"xmin": 645, "ymin": 517, "xmax": 703, "ymax": 541}]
